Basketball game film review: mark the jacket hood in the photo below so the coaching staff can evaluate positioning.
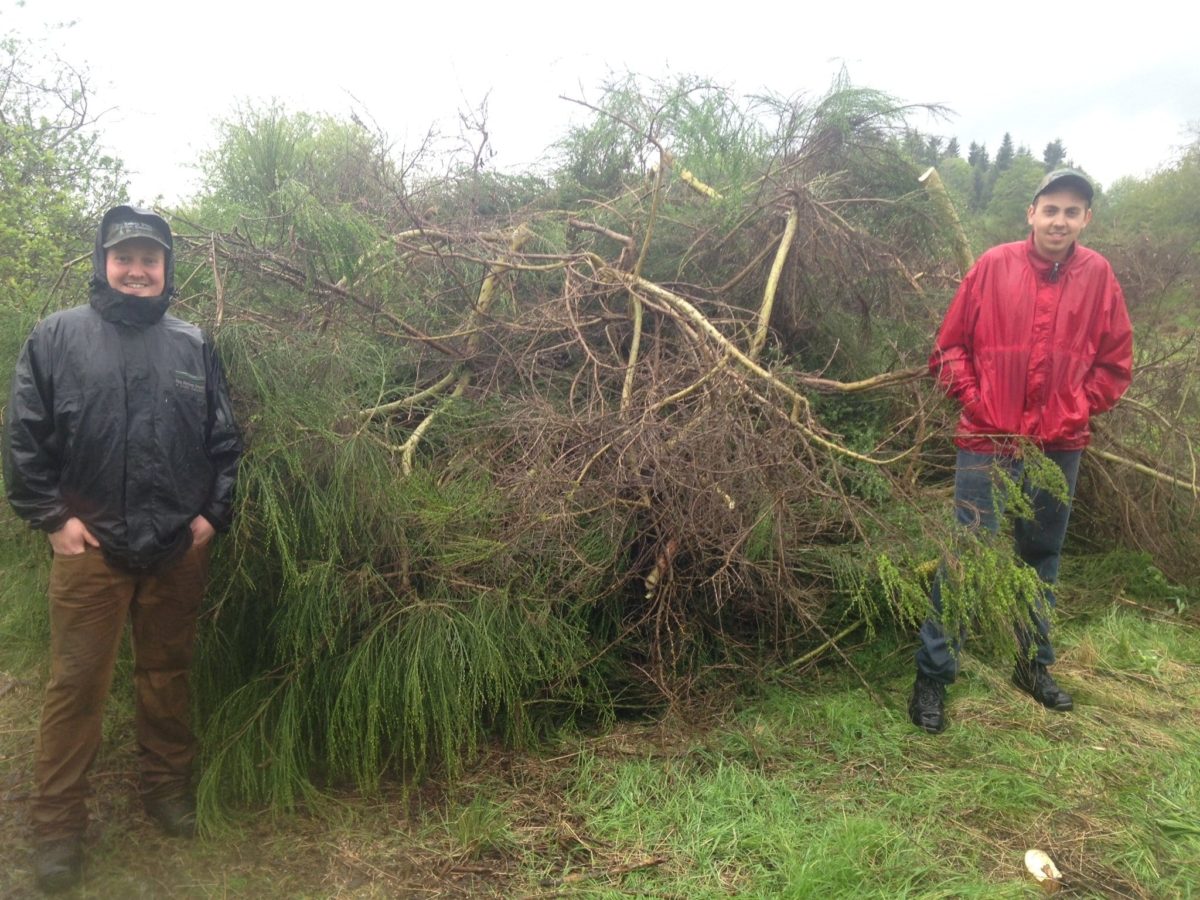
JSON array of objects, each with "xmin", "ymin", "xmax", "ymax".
[{"xmin": 89, "ymin": 205, "xmax": 176, "ymax": 327}]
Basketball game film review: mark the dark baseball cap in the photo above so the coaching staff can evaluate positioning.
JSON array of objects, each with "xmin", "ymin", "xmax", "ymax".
[
  {"xmin": 102, "ymin": 212, "xmax": 171, "ymax": 250},
  {"xmin": 1033, "ymin": 169, "xmax": 1094, "ymax": 205}
]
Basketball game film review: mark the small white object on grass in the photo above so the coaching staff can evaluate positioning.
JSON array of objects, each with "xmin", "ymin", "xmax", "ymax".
[{"xmin": 1024, "ymin": 848, "xmax": 1063, "ymax": 893}]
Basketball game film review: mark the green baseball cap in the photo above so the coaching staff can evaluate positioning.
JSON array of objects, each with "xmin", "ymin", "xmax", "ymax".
[
  {"xmin": 102, "ymin": 217, "xmax": 171, "ymax": 250},
  {"xmin": 1033, "ymin": 169, "xmax": 1094, "ymax": 205}
]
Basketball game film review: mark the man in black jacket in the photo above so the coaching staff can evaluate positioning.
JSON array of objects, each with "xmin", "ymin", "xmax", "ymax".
[{"xmin": 3, "ymin": 206, "xmax": 241, "ymax": 892}]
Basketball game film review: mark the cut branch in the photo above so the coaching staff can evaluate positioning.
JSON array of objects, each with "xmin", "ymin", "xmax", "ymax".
[
  {"xmin": 749, "ymin": 203, "xmax": 799, "ymax": 361},
  {"xmin": 919, "ymin": 166, "xmax": 974, "ymax": 276}
]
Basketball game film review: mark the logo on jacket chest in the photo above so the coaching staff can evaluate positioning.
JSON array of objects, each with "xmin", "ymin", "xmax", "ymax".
[{"xmin": 173, "ymin": 370, "xmax": 205, "ymax": 395}]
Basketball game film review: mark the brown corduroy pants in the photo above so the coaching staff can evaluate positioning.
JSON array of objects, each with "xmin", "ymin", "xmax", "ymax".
[{"xmin": 32, "ymin": 542, "xmax": 209, "ymax": 840}]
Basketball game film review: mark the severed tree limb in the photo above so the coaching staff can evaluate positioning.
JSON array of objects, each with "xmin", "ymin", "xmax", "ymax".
[
  {"xmin": 397, "ymin": 396, "xmax": 452, "ymax": 475},
  {"xmin": 749, "ymin": 203, "xmax": 799, "ymax": 361},
  {"xmin": 678, "ymin": 166, "xmax": 722, "ymax": 200},
  {"xmin": 620, "ymin": 152, "xmax": 667, "ymax": 415},
  {"xmin": 595, "ymin": 263, "xmax": 813, "ymax": 417},
  {"xmin": 202, "ymin": 233, "xmax": 467, "ymax": 359},
  {"xmin": 399, "ymin": 226, "xmax": 532, "ymax": 475},
  {"xmin": 210, "ymin": 234, "xmax": 225, "ymax": 331},
  {"xmin": 602, "ymin": 265, "xmax": 911, "ymax": 466},
  {"xmin": 919, "ymin": 167, "xmax": 975, "ymax": 276},
  {"xmin": 1120, "ymin": 397, "xmax": 1198, "ymax": 487},
  {"xmin": 568, "ymin": 218, "xmax": 635, "ymax": 257},
  {"xmin": 661, "ymin": 149, "xmax": 723, "ymax": 200},
  {"xmin": 358, "ymin": 371, "xmax": 458, "ymax": 420},
  {"xmin": 621, "ymin": 295, "xmax": 645, "ymax": 414},
  {"xmin": 1089, "ymin": 447, "xmax": 1199, "ymax": 495},
  {"xmin": 795, "ymin": 365, "xmax": 928, "ymax": 393},
  {"xmin": 467, "ymin": 224, "xmax": 533, "ymax": 349}
]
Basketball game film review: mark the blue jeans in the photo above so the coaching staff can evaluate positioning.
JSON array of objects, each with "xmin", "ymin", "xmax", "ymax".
[{"xmin": 915, "ymin": 449, "xmax": 1082, "ymax": 684}]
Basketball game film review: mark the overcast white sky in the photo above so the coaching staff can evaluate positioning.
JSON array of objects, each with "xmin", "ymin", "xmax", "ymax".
[{"xmin": 7, "ymin": 0, "xmax": 1198, "ymax": 205}]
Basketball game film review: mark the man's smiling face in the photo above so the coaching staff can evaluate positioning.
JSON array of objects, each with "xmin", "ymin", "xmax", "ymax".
[
  {"xmin": 1027, "ymin": 188, "xmax": 1093, "ymax": 262},
  {"xmin": 105, "ymin": 238, "xmax": 166, "ymax": 297}
]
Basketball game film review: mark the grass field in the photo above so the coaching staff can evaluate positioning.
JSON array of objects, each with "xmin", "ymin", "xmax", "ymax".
[{"xmin": 2, "ymin": 551, "xmax": 1198, "ymax": 898}]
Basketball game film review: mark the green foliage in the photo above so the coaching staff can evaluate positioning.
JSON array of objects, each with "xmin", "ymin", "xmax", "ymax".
[
  {"xmin": 978, "ymin": 154, "xmax": 1044, "ymax": 246},
  {"xmin": 846, "ymin": 451, "xmax": 1068, "ymax": 661},
  {"xmin": 1108, "ymin": 146, "xmax": 1200, "ymax": 241},
  {"xmin": 194, "ymin": 103, "xmax": 386, "ymax": 283},
  {"xmin": 4, "ymin": 51, "xmax": 1194, "ymax": 829},
  {"xmin": 554, "ymin": 74, "xmax": 768, "ymax": 202},
  {"xmin": 1093, "ymin": 136, "xmax": 1200, "ymax": 325},
  {"xmin": 0, "ymin": 31, "xmax": 126, "ymax": 310},
  {"xmin": 194, "ymin": 323, "xmax": 621, "ymax": 815},
  {"xmin": 439, "ymin": 794, "xmax": 514, "ymax": 860},
  {"xmin": 0, "ymin": 510, "xmax": 51, "ymax": 670}
]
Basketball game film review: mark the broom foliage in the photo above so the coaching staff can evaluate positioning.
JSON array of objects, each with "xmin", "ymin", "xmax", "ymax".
[{"xmin": 2, "ymin": 67, "xmax": 1194, "ymax": 821}]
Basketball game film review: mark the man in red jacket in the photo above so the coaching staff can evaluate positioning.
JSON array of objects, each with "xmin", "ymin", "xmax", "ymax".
[{"xmin": 909, "ymin": 169, "xmax": 1133, "ymax": 734}]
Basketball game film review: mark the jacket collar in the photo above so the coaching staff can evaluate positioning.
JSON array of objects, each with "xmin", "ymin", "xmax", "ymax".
[
  {"xmin": 89, "ymin": 285, "xmax": 172, "ymax": 328},
  {"xmin": 1025, "ymin": 233, "xmax": 1078, "ymax": 283}
]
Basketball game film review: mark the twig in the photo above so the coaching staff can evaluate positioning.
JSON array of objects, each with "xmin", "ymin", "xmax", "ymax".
[
  {"xmin": 775, "ymin": 619, "xmax": 865, "ymax": 673},
  {"xmin": 210, "ymin": 234, "xmax": 225, "ymax": 331},
  {"xmin": 42, "ymin": 252, "xmax": 90, "ymax": 316},
  {"xmin": 545, "ymin": 854, "xmax": 670, "ymax": 888}
]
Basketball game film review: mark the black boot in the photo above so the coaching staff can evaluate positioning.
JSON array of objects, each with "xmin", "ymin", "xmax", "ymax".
[
  {"xmin": 33, "ymin": 835, "xmax": 83, "ymax": 894},
  {"xmin": 908, "ymin": 674, "xmax": 948, "ymax": 734},
  {"xmin": 143, "ymin": 792, "xmax": 197, "ymax": 838},
  {"xmin": 1012, "ymin": 661, "xmax": 1073, "ymax": 711}
]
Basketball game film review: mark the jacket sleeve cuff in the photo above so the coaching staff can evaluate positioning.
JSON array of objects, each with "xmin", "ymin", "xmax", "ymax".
[
  {"xmin": 199, "ymin": 505, "xmax": 231, "ymax": 533},
  {"xmin": 36, "ymin": 509, "xmax": 72, "ymax": 534}
]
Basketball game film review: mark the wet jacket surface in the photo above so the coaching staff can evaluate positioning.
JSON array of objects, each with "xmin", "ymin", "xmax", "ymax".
[
  {"xmin": 929, "ymin": 234, "xmax": 1133, "ymax": 452},
  {"xmin": 3, "ymin": 211, "xmax": 242, "ymax": 573}
]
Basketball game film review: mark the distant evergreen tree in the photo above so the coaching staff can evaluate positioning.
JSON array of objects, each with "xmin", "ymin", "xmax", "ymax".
[
  {"xmin": 945, "ymin": 137, "xmax": 961, "ymax": 159},
  {"xmin": 968, "ymin": 141, "xmax": 989, "ymax": 168},
  {"xmin": 972, "ymin": 165, "xmax": 989, "ymax": 211},
  {"xmin": 902, "ymin": 128, "xmax": 927, "ymax": 163},
  {"xmin": 1016, "ymin": 144, "xmax": 1033, "ymax": 159},
  {"xmin": 982, "ymin": 155, "xmax": 1048, "ymax": 244},
  {"xmin": 995, "ymin": 133, "xmax": 1015, "ymax": 172},
  {"xmin": 1043, "ymin": 139, "xmax": 1067, "ymax": 170},
  {"xmin": 926, "ymin": 135, "xmax": 943, "ymax": 164}
]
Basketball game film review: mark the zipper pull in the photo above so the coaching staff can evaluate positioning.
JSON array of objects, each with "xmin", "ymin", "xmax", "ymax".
[{"xmin": 1048, "ymin": 262, "xmax": 1060, "ymax": 283}]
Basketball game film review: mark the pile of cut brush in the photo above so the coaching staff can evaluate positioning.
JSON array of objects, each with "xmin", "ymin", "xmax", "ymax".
[{"xmin": 120, "ymin": 79, "xmax": 1192, "ymax": 813}]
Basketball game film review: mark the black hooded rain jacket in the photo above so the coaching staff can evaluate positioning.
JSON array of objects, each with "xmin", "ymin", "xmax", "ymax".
[{"xmin": 3, "ymin": 206, "xmax": 242, "ymax": 573}]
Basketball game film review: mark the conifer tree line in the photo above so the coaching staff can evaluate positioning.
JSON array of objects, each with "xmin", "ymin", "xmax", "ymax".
[{"xmin": 3, "ymin": 35, "xmax": 1198, "ymax": 811}]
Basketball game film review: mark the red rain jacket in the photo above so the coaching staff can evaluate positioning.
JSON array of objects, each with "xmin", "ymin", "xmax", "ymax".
[{"xmin": 930, "ymin": 235, "xmax": 1133, "ymax": 453}]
